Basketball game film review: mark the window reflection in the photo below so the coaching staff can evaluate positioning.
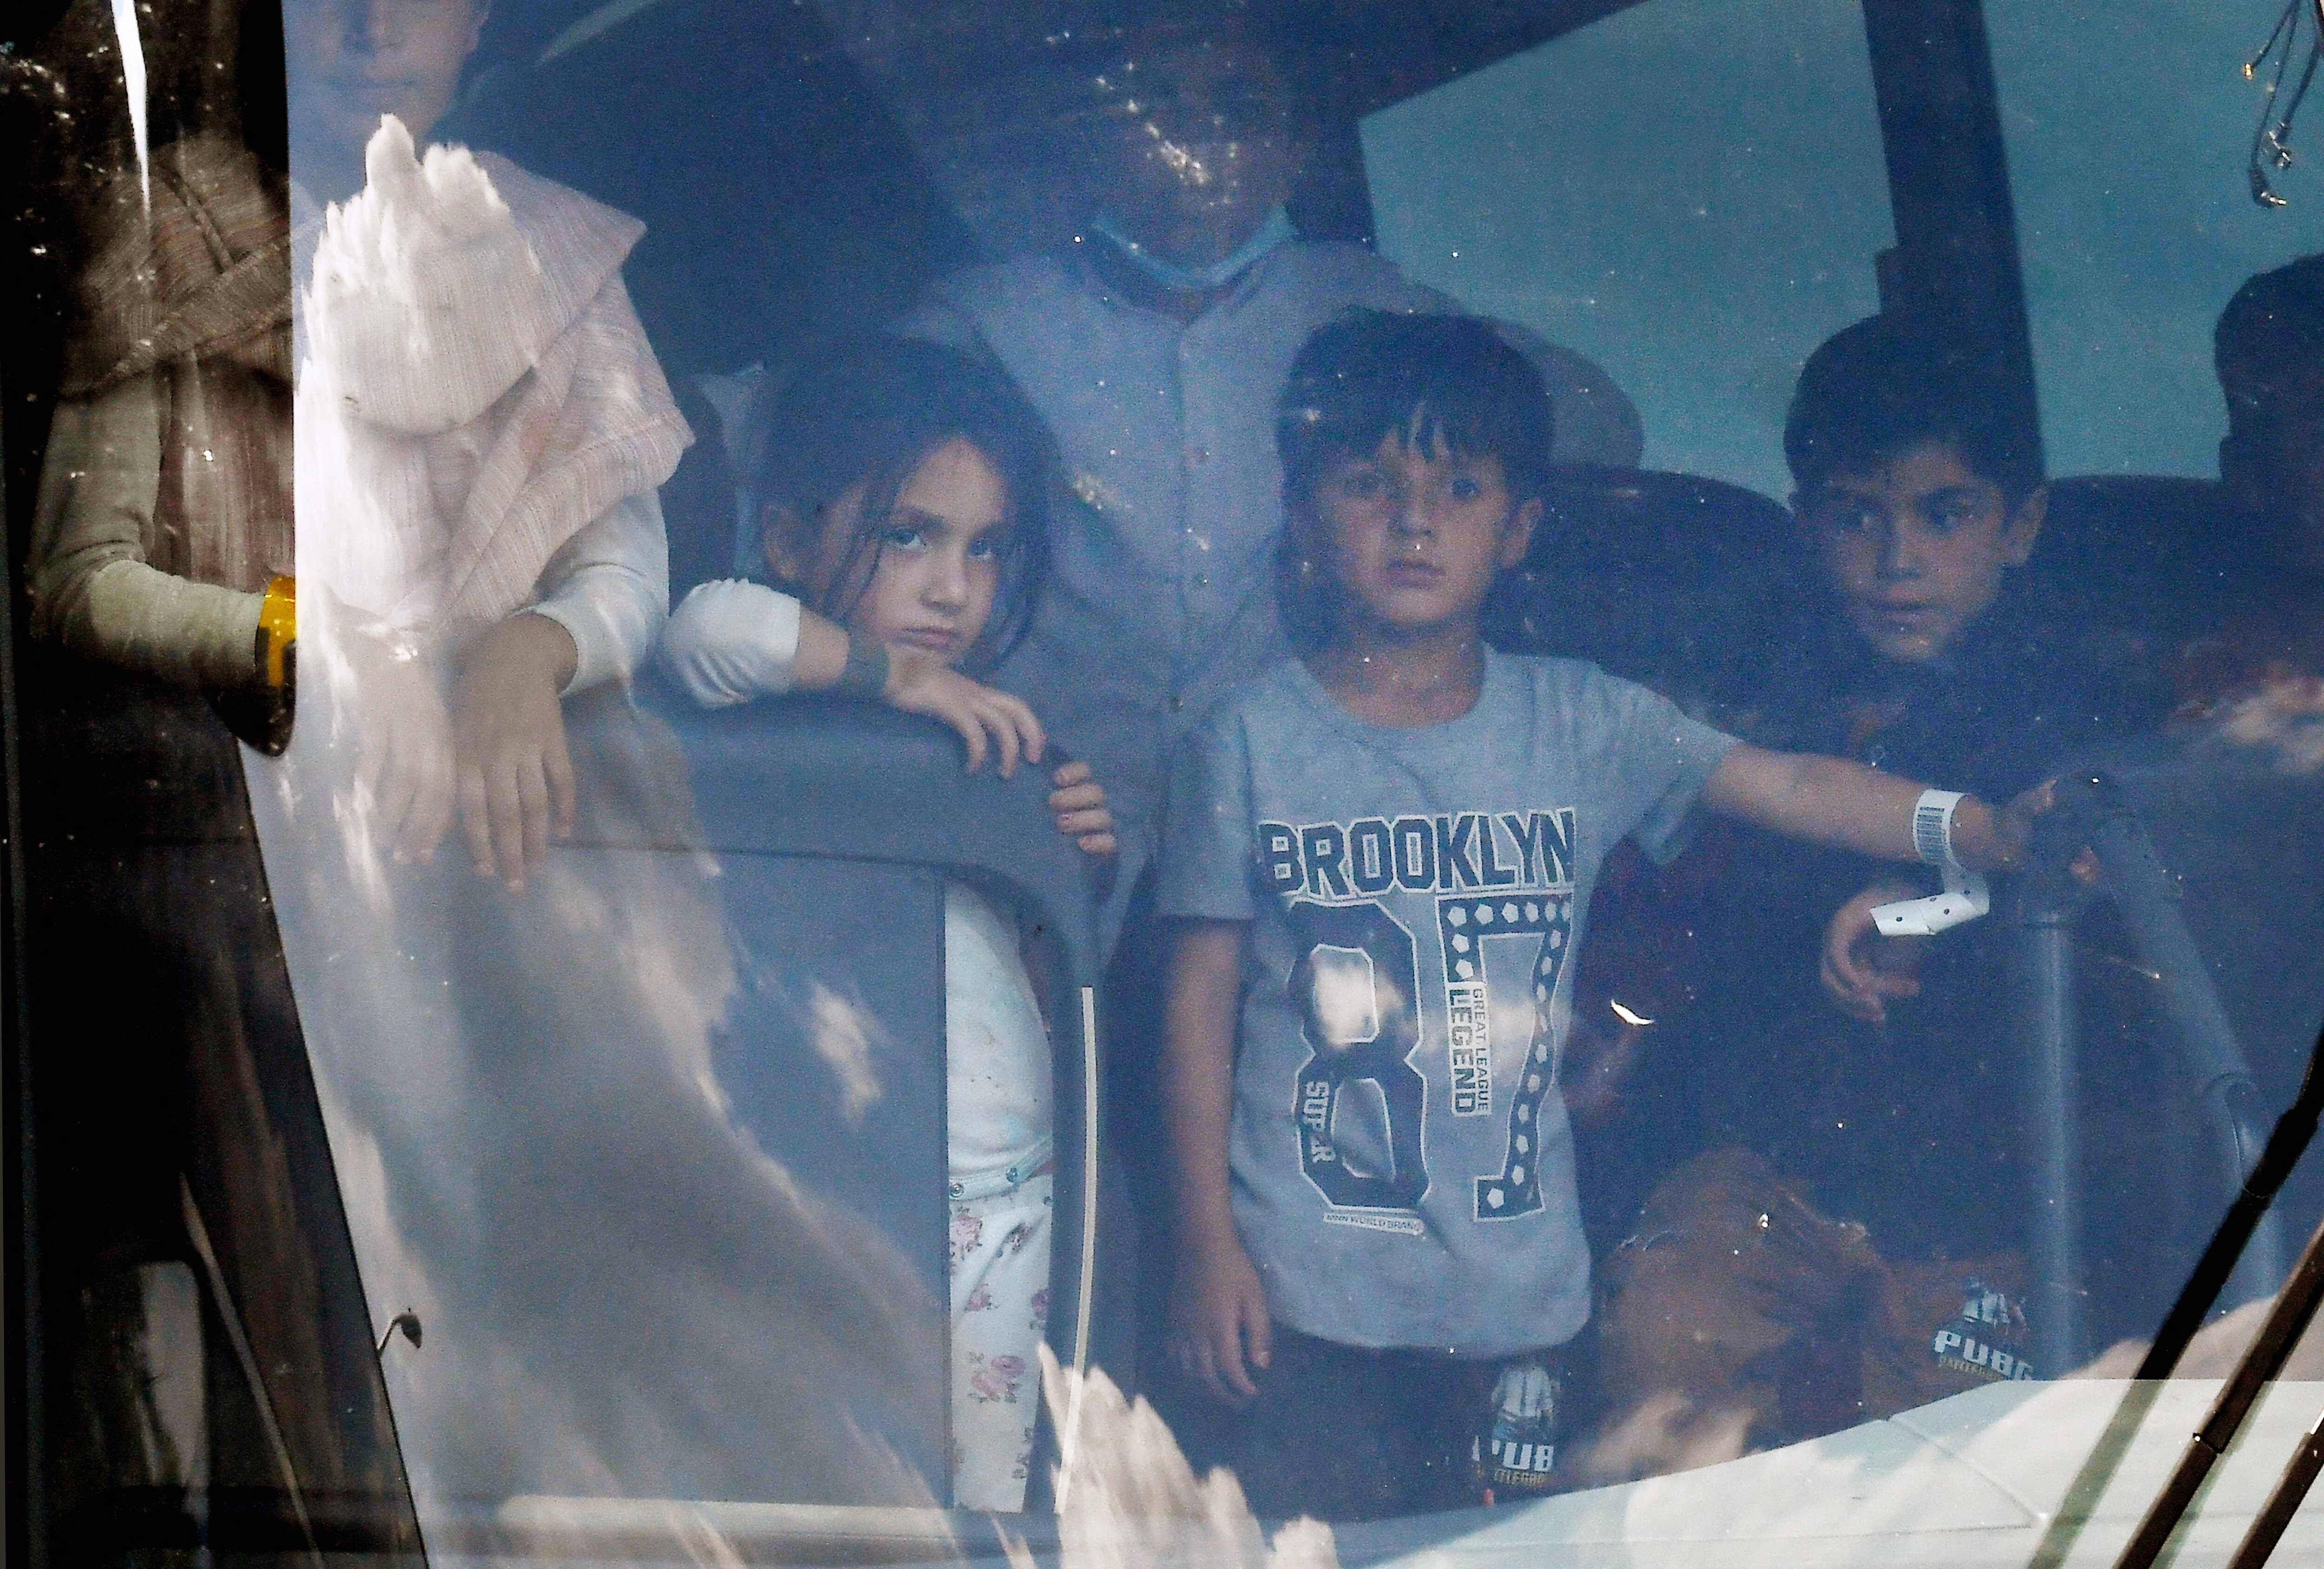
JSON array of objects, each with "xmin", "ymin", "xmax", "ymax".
[{"xmin": 4, "ymin": 0, "xmax": 2324, "ymax": 1557}]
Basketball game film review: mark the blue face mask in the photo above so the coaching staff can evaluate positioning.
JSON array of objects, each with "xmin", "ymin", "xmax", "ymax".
[{"xmin": 1088, "ymin": 206, "xmax": 1296, "ymax": 293}]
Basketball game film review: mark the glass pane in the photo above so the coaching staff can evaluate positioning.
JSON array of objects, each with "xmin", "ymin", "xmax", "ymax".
[
  {"xmin": 1990, "ymin": 0, "xmax": 2324, "ymax": 477},
  {"xmin": 1362, "ymin": 0, "xmax": 1895, "ymax": 498},
  {"xmin": 7, "ymin": 0, "xmax": 2324, "ymax": 1560}
]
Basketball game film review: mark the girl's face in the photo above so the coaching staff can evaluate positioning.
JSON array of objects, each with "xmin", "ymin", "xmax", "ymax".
[{"xmin": 768, "ymin": 437, "xmax": 1012, "ymax": 667}]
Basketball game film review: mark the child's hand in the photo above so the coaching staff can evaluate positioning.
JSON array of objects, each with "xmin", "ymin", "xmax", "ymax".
[
  {"xmin": 340, "ymin": 616, "xmax": 456, "ymax": 866},
  {"xmin": 1047, "ymin": 760, "xmax": 1116, "ymax": 857},
  {"xmin": 1950, "ymin": 779, "xmax": 2055, "ymax": 873},
  {"xmin": 1169, "ymin": 1237, "xmax": 1273, "ymax": 1406},
  {"xmin": 1820, "ymin": 878, "xmax": 1926, "ymax": 1024},
  {"xmin": 885, "ymin": 652, "xmax": 1046, "ymax": 778},
  {"xmin": 452, "ymin": 613, "xmax": 580, "ymax": 895}
]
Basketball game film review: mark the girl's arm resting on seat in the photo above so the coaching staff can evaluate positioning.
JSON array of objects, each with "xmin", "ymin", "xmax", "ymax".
[
  {"xmin": 1163, "ymin": 917, "xmax": 1271, "ymax": 1405},
  {"xmin": 1698, "ymin": 742, "xmax": 2036, "ymax": 873},
  {"xmin": 527, "ymin": 490, "xmax": 669, "ymax": 693},
  {"xmin": 660, "ymin": 578, "xmax": 1046, "ymax": 775}
]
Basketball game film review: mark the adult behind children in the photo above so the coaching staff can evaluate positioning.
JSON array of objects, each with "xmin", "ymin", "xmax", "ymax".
[
  {"xmin": 659, "ymin": 337, "xmax": 1116, "ymax": 1510},
  {"xmin": 1592, "ymin": 315, "xmax": 2170, "ymax": 1461},
  {"xmin": 1158, "ymin": 311, "xmax": 2047, "ymax": 1522},
  {"xmin": 238, "ymin": 0, "xmax": 919, "ymax": 1510},
  {"xmin": 903, "ymin": 8, "xmax": 1642, "ymax": 899}
]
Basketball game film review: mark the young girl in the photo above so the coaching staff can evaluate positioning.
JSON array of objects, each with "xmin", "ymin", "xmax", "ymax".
[{"xmin": 659, "ymin": 337, "xmax": 1112, "ymax": 1512}]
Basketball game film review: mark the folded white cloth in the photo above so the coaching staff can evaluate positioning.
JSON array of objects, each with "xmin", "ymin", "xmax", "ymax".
[
  {"xmin": 304, "ymin": 117, "xmax": 554, "ymax": 436},
  {"xmin": 658, "ymin": 579, "xmax": 803, "ymax": 707},
  {"xmin": 295, "ymin": 117, "xmax": 689, "ymax": 655}
]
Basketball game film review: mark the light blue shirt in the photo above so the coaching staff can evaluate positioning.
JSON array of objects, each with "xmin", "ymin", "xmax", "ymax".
[{"xmin": 1160, "ymin": 652, "xmax": 1737, "ymax": 1355}]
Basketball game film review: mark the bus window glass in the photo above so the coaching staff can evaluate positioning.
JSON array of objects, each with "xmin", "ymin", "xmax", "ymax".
[
  {"xmin": 8, "ymin": 0, "xmax": 2324, "ymax": 1561},
  {"xmin": 1988, "ymin": 0, "xmax": 2324, "ymax": 478},
  {"xmin": 1360, "ymin": 0, "xmax": 1895, "ymax": 497}
]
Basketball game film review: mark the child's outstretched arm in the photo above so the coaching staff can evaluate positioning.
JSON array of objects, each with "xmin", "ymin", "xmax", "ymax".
[
  {"xmin": 1162, "ymin": 917, "xmax": 1272, "ymax": 1406},
  {"xmin": 662, "ymin": 580, "xmax": 1046, "ymax": 775},
  {"xmin": 1698, "ymin": 743, "xmax": 2046, "ymax": 871}
]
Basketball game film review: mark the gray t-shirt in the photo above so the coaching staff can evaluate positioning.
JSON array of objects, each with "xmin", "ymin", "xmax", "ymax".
[{"xmin": 1160, "ymin": 652, "xmax": 1739, "ymax": 1357}]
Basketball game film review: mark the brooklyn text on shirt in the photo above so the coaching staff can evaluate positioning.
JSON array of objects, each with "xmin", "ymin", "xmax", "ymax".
[{"xmin": 1254, "ymin": 807, "xmax": 1579, "ymax": 902}]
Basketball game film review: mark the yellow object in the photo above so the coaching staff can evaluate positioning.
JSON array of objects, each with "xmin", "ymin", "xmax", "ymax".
[{"xmin": 257, "ymin": 575, "xmax": 297, "ymax": 688}]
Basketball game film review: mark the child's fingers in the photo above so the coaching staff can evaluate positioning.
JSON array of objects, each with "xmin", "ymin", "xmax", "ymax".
[
  {"xmin": 1050, "ymin": 759, "xmax": 1091, "ymax": 789},
  {"xmin": 1191, "ymin": 1340, "xmax": 1238, "ymax": 1406},
  {"xmin": 1823, "ymin": 949, "xmax": 1908, "ymax": 1024},
  {"xmin": 995, "ymin": 693, "xmax": 1045, "ymax": 765},
  {"xmin": 1818, "ymin": 940, "xmax": 1881, "ymax": 1019},
  {"xmin": 944, "ymin": 709, "xmax": 989, "ymax": 774},
  {"xmin": 1053, "ymin": 807, "xmax": 1112, "ymax": 838},
  {"xmin": 1215, "ymin": 1320, "xmax": 1259, "ymax": 1401},
  {"xmin": 488, "ymin": 758, "xmax": 530, "ymax": 892},
  {"xmin": 1241, "ymin": 1296, "xmax": 1273, "ymax": 1373},
  {"xmin": 400, "ymin": 751, "xmax": 456, "ymax": 866},
  {"xmin": 1048, "ymin": 781, "xmax": 1106, "ymax": 812},
  {"xmin": 1823, "ymin": 942, "xmax": 1882, "ymax": 1010},
  {"xmin": 984, "ymin": 699, "xmax": 1022, "ymax": 779},
  {"xmin": 1077, "ymin": 831, "xmax": 1118, "ymax": 857},
  {"xmin": 546, "ymin": 735, "xmax": 577, "ymax": 840},
  {"xmin": 516, "ymin": 753, "xmax": 551, "ymax": 886},
  {"xmin": 458, "ymin": 764, "xmax": 495, "ymax": 880}
]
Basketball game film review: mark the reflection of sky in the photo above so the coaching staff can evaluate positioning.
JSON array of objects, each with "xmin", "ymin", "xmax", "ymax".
[
  {"xmin": 1361, "ymin": 0, "xmax": 1892, "ymax": 500},
  {"xmin": 1368, "ymin": 0, "xmax": 2324, "ymax": 490},
  {"xmin": 1985, "ymin": 0, "xmax": 2324, "ymax": 478},
  {"xmin": 249, "ymin": 688, "xmax": 945, "ymax": 1519}
]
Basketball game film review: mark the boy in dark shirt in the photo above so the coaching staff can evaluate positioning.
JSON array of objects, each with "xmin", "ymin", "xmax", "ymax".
[{"xmin": 1600, "ymin": 316, "xmax": 2167, "ymax": 1445}]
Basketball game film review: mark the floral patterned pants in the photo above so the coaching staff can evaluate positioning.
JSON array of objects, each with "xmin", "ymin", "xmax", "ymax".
[{"xmin": 948, "ymin": 1162, "xmax": 1053, "ymax": 1511}]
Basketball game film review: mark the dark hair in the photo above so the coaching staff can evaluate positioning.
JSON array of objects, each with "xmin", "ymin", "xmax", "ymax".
[
  {"xmin": 747, "ymin": 337, "xmax": 1056, "ymax": 674},
  {"xmin": 1783, "ymin": 315, "xmax": 2040, "ymax": 503},
  {"xmin": 2216, "ymin": 252, "xmax": 2324, "ymax": 427},
  {"xmin": 1273, "ymin": 309, "xmax": 1553, "ymax": 649}
]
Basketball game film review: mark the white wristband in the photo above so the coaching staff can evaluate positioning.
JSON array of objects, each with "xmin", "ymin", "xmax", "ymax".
[
  {"xmin": 1875, "ymin": 788, "xmax": 1988, "ymax": 937},
  {"xmin": 1912, "ymin": 788, "xmax": 1966, "ymax": 868},
  {"xmin": 1872, "ymin": 862, "xmax": 1991, "ymax": 937}
]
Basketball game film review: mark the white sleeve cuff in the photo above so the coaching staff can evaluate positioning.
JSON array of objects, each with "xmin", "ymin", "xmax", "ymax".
[
  {"xmin": 657, "ymin": 579, "xmax": 803, "ymax": 708},
  {"xmin": 527, "ymin": 490, "xmax": 670, "ymax": 693}
]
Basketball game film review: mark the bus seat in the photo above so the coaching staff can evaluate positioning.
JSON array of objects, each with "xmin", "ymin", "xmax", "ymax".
[
  {"xmin": 604, "ymin": 690, "xmax": 1124, "ymax": 1510},
  {"xmin": 2029, "ymin": 475, "xmax": 2247, "ymax": 652},
  {"xmin": 1484, "ymin": 465, "xmax": 1809, "ymax": 705}
]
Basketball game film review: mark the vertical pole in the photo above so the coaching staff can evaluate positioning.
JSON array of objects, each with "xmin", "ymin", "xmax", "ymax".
[
  {"xmin": 2013, "ymin": 903, "xmax": 2084, "ymax": 1374},
  {"xmin": 1858, "ymin": 0, "xmax": 2045, "ymax": 476}
]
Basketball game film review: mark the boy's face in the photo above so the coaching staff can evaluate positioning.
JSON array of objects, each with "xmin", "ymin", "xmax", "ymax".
[
  {"xmin": 1796, "ymin": 440, "xmax": 2045, "ymax": 666},
  {"xmin": 1307, "ymin": 429, "xmax": 1540, "ymax": 641}
]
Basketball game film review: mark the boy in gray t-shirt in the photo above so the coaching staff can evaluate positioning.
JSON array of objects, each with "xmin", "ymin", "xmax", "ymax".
[{"xmin": 1157, "ymin": 312, "xmax": 2039, "ymax": 1522}]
